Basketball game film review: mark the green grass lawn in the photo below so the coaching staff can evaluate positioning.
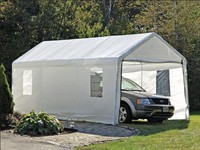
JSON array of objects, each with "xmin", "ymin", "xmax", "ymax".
[{"xmin": 77, "ymin": 112, "xmax": 200, "ymax": 150}]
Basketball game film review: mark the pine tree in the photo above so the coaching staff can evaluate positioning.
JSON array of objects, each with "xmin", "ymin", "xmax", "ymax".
[{"xmin": 0, "ymin": 64, "xmax": 14, "ymax": 114}]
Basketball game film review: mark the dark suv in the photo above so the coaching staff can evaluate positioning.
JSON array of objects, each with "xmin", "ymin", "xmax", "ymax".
[{"xmin": 119, "ymin": 77, "xmax": 174, "ymax": 123}]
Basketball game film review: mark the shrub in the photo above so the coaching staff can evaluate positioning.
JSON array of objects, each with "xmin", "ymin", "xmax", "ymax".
[
  {"xmin": 0, "ymin": 112, "xmax": 23, "ymax": 130},
  {"xmin": 0, "ymin": 64, "xmax": 14, "ymax": 114},
  {"xmin": 13, "ymin": 111, "xmax": 24, "ymax": 120},
  {"xmin": 0, "ymin": 114, "xmax": 18, "ymax": 129},
  {"xmin": 14, "ymin": 110, "xmax": 64, "ymax": 136}
]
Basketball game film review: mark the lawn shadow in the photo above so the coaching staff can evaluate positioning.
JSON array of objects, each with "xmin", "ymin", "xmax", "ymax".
[{"xmin": 120, "ymin": 119, "xmax": 189, "ymax": 136}]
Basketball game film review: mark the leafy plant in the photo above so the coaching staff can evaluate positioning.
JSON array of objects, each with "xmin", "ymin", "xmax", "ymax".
[{"xmin": 15, "ymin": 110, "xmax": 64, "ymax": 136}]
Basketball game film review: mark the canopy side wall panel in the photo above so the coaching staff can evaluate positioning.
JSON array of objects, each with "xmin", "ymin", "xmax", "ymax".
[
  {"xmin": 42, "ymin": 64, "xmax": 118, "ymax": 124},
  {"xmin": 169, "ymin": 68, "xmax": 188, "ymax": 119},
  {"xmin": 12, "ymin": 67, "xmax": 43, "ymax": 113}
]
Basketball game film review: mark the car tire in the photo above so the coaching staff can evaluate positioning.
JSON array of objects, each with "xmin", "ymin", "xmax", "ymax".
[
  {"xmin": 119, "ymin": 103, "xmax": 132, "ymax": 123},
  {"xmin": 147, "ymin": 118, "xmax": 164, "ymax": 123}
]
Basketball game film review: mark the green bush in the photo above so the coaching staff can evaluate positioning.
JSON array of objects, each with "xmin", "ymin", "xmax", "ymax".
[
  {"xmin": 15, "ymin": 111, "xmax": 64, "ymax": 136},
  {"xmin": 0, "ymin": 64, "xmax": 14, "ymax": 114}
]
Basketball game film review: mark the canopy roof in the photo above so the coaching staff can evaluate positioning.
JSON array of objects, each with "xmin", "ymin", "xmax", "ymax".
[{"xmin": 14, "ymin": 32, "xmax": 186, "ymax": 66}]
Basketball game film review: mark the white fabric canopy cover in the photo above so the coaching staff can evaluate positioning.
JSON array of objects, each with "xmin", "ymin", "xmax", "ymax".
[{"xmin": 12, "ymin": 32, "xmax": 189, "ymax": 124}]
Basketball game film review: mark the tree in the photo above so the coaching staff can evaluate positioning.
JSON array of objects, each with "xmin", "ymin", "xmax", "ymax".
[
  {"xmin": 0, "ymin": 64, "xmax": 14, "ymax": 114},
  {"xmin": 0, "ymin": 0, "xmax": 40, "ymax": 83},
  {"xmin": 99, "ymin": 0, "xmax": 142, "ymax": 35}
]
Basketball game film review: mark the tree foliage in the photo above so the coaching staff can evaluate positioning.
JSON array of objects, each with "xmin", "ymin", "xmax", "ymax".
[{"xmin": 0, "ymin": 0, "xmax": 200, "ymax": 110}]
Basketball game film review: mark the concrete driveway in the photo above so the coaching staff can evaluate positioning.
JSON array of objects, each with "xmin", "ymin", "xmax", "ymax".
[
  {"xmin": 1, "ymin": 131, "xmax": 66, "ymax": 150},
  {"xmin": 1, "ymin": 121, "xmax": 138, "ymax": 150}
]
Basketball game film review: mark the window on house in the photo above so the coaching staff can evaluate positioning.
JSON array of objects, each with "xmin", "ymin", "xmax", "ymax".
[
  {"xmin": 90, "ymin": 68, "xmax": 103, "ymax": 97},
  {"xmin": 23, "ymin": 70, "xmax": 32, "ymax": 95},
  {"xmin": 156, "ymin": 70, "xmax": 170, "ymax": 96}
]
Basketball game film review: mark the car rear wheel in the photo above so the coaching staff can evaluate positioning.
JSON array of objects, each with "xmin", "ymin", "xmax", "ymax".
[
  {"xmin": 147, "ymin": 118, "xmax": 164, "ymax": 123},
  {"xmin": 119, "ymin": 103, "xmax": 132, "ymax": 123}
]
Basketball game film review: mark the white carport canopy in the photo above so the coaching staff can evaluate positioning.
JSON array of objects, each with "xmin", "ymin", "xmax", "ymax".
[{"xmin": 12, "ymin": 32, "xmax": 189, "ymax": 125}]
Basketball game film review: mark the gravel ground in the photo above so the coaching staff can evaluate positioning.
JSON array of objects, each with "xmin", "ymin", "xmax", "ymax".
[{"xmin": 1, "ymin": 121, "xmax": 139, "ymax": 150}]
